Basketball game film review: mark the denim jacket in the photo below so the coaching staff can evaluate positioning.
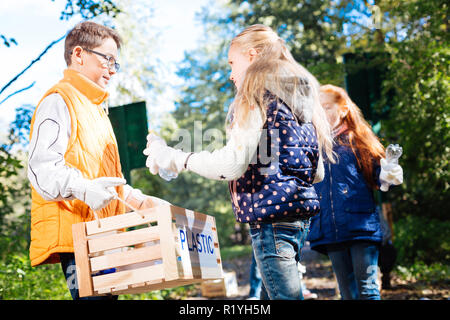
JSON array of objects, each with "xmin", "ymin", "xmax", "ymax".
[
  {"xmin": 307, "ymin": 136, "xmax": 382, "ymax": 252},
  {"xmin": 229, "ymin": 95, "xmax": 320, "ymax": 223}
]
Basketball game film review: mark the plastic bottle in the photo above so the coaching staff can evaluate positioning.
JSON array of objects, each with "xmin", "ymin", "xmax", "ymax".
[
  {"xmin": 380, "ymin": 144, "xmax": 403, "ymax": 191},
  {"xmin": 159, "ymin": 168, "xmax": 178, "ymax": 181},
  {"xmin": 147, "ymin": 130, "xmax": 178, "ymax": 182}
]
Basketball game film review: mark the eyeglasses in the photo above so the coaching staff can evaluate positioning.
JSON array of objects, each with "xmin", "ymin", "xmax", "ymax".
[{"xmin": 83, "ymin": 48, "xmax": 120, "ymax": 72}]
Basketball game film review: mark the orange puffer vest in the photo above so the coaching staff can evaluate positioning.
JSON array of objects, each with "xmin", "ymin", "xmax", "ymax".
[{"xmin": 29, "ymin": 69, "xmax": 125, "ymax": 267}]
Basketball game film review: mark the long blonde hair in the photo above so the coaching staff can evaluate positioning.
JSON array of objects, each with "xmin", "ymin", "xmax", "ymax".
[{"xmin": 228, "ymin": 24, "xmax": 335, "ymax": 162}]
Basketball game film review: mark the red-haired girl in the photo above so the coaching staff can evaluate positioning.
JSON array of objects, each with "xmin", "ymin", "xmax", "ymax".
[{"xmin": 307, "ymin": 84, "xmax": 403, "ymax": 300}]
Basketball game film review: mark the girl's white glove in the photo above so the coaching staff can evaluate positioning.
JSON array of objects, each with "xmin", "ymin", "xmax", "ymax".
[
  {"xmin": 143, "ymin": 133, "xmax": 189, "ymax": 176},
  {"xmin": 70, "ymin": 176, "xmax": 126, "ymax": 211},
  {"xmin": 379, "ymin": 158, "xmax": 403, "ymax": 191}
]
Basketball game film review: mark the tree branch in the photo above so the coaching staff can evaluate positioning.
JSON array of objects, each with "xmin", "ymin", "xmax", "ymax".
[
  {"xmin": 0, "ymin": 34, "xmax": 65, "ymax": 97},
  {"xmin": 0, "ymin": 82, "xmax": 36, "ymax": 105}
]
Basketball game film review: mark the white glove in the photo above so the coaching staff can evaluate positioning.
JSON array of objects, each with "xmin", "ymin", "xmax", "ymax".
[
  {"xmin": 70, "ymin": 176, "xmax": 126, "ymax": 211},
  {"xmin": 379, "ymin": 158, "xmax": 403, "ymax": 192},
  {"xmin": 143, "ymin": 133, "xmax": 190, "ymax": 176}
]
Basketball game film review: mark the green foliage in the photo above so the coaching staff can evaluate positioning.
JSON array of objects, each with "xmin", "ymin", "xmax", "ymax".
[
  {"xmin": 377, "ymin": 0, "xmax": 450, "ymax": 220},
  {"xmin": 0, "ymin": 205, "xmax": 30, "ymax": 261},
  {"xmin": 1, "ymin": 0, "xmax": 448, "ymax": 300},
  {"xmin": 395, "ymin": 262, "xmax": 450, "ymax": 284},
  {"xmin": 0, "ymin": 147, "xmax": 26, "ymax": 241},
  {"xmin": 102, "ymin": 0, "xmax": 164, "ymax": 112},
  {"xmin": 229, "ymin": 0, "xmax": 356, "ymax": 85},
  {"xmin": 0, "ymin": 148, "xmax": 22, "ymax": 204},
  {"xmin": 0, "ymin": 252, "xmax": 198, "ymax": 300},
  {"xmin": 229, "ymin": 0, "xmax": 450, "ymax": 223},
  {"xmin": 0, "ymin": 254, "xmax": 71, "ymax": 300},
  {"xmin": 54, "ymin": 0, "xmax": 121, "ymax": 20},
  {"xmin": 0, "ymin": 104, "xmax": 33, "ymax": 259},
  {"xmin": 393, "ymin": 215, "xmax": 450, "ymax": 266}
]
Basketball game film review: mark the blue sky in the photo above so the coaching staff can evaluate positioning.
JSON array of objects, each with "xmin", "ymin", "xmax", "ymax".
[{"xmin": 0, "ymin": 0, "xmax": 210, "ymax": 137}]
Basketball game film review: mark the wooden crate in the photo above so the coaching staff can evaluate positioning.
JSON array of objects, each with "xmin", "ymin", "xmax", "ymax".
[
  {"xmin": 201, "ymin": 271, "xmax": 238, "ymax": 298},
  {"xmin": 72, "ymin": 204, "xmax": 223, "ymax": 297}
]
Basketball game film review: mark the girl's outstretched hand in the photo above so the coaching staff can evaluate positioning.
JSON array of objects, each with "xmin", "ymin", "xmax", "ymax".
[{"xmin": 143, "ymin": 133, "xmax": 190, "ymax": 176}]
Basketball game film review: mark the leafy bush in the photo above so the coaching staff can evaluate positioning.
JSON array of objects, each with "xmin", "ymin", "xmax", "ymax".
[
  {"xmin": 0, "ymin": 253, "xmax": 199, "ymax": 300},
  {"xmin": 396, "ymin": 262, "xmax": 450, "ymax": 284},
  {"xmin": 0, "ymin": 254, "xmax": 70, "ymax": 300},
  {"xmin": 393, "ymin": 215, "xmax": 450, "ymax": 266},
  {"xmin": 378, "ymin": 0, "xmax": 450, "ymax": 221}
]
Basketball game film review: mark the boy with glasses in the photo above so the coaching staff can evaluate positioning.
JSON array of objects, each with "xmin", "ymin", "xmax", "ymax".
[{"xmin": 28, "ymin": 21, "xmax": 167, "ymax": 300}]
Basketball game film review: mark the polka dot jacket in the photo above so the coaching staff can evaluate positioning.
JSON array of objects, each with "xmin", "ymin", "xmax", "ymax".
[{"xmin": 229, "ymin": 95, "xmax": 321, "ymax": 223}]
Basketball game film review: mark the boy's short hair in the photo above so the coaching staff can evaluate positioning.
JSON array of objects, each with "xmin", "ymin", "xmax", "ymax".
[{"xmin": 64, "ymin": 21, "xmax": 122, "ymax": 66}]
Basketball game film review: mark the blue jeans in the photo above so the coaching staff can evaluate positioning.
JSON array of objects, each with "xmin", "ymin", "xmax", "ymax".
[
  {"xmin": 327, "ymin": 241, "xmax": 380, "ymax": 300},
  {"xmin": 248, "ymin": 251, "xmax": 262, "ymax": 298},
  {"xmin": 59, "ymin": 253, "xmax": 118, "ymax": 300},
  {"xmin": 250, "ymin": 219, "xmax": 310, "ymax": 300}
]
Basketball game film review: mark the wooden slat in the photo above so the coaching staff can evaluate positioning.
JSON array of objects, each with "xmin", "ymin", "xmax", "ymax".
[
  {"xmin": 170, "ymin": 205, "xmax": 212, "ymax": 222},
  {"xmin": 90, "ymin": 245, "xmax": 162, "ymax": 272},
  {"xmin": 88, "ymin": 226, "xmax": 160, "ymax": 254},
  {"xmin": 92, "ymin": 264, "xmax": 164, "ymax": 291},
  {"xmin": 96, "ymin": 287, "xmax": 112, "ymax": 295},
  {"xmin": 105, "ymin": 278, "xmax": 200, "ymax": 295},
  {"xmin": 169, "ymin": 205, "xmax": 197, "ymax": 218},
  {"xmin": 74, "ymin": 204, "xmax": 224, "ymax": 297},
  {"xmin": 201, "ymin": 279, "xmax": 226, "ymax": 297},
  {"xmin": 173, "ymin": 211, "xmax": 216, "ymax": 231},
  {"xmin": 72, "ymin": 222, "xmax": 94, "ymax": 298},
  {"xmin": 106, "ymin": 286, "xmax": 148, "ymax": 296},
  {"xmin": 151, "ymin": 279, "xmax": 203, "ymax": 290},
  {"xmin": 210, "ymin": 216, "xmax": 224, "ymax": 278},
  {"xmin": 131, "ymin": 281, "xmax": 148, "ymax": 288},
  {"xmin": 157, "ymin": 206, "xmax": 179, "ymax": 282},
  {"xmin": 85, "ymin": 208, "xmax": 158, "ymax": 236},
  {"xmin": 134, "ymin": 279, "xmax": 202, "ymax": 293},
  {"xmin": 191, "ymin": 266, "xmax": 224, "ymax": 279}
]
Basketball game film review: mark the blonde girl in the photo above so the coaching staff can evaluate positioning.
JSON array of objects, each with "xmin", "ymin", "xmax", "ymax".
[{"xmin": 144, "ymin": 24, "xmax": 334, "ymax": 299}]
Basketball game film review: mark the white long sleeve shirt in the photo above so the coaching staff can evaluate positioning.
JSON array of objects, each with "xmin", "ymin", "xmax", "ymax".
[
  {"xmin": 29, "ymin": 93, "xmax": 323, "ymax": 203},
  {"xmin": 28, "ymin": 93, "xmax": 140, "ymax": 203},
  {"xmin": 186, "ymin": 107, "xmax": 324, "ymax": 183},
  {"xmin": 186, "ymin": 108, "xmax": 265, "ymax": 181}
]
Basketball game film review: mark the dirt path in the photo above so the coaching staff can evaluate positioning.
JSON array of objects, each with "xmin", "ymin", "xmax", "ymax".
[
  {"xmin": 203, "ymin": 243, "xmax": 450, "ymax": 300},
  {"xmin": 218, "ymin": 243, "xmax": 338, "ymax": 300}
]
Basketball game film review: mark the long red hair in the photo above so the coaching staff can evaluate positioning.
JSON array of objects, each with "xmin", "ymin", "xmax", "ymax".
[{"xmin": 320, "ymin": 84, "xmax": 385, "ymax": 189}]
